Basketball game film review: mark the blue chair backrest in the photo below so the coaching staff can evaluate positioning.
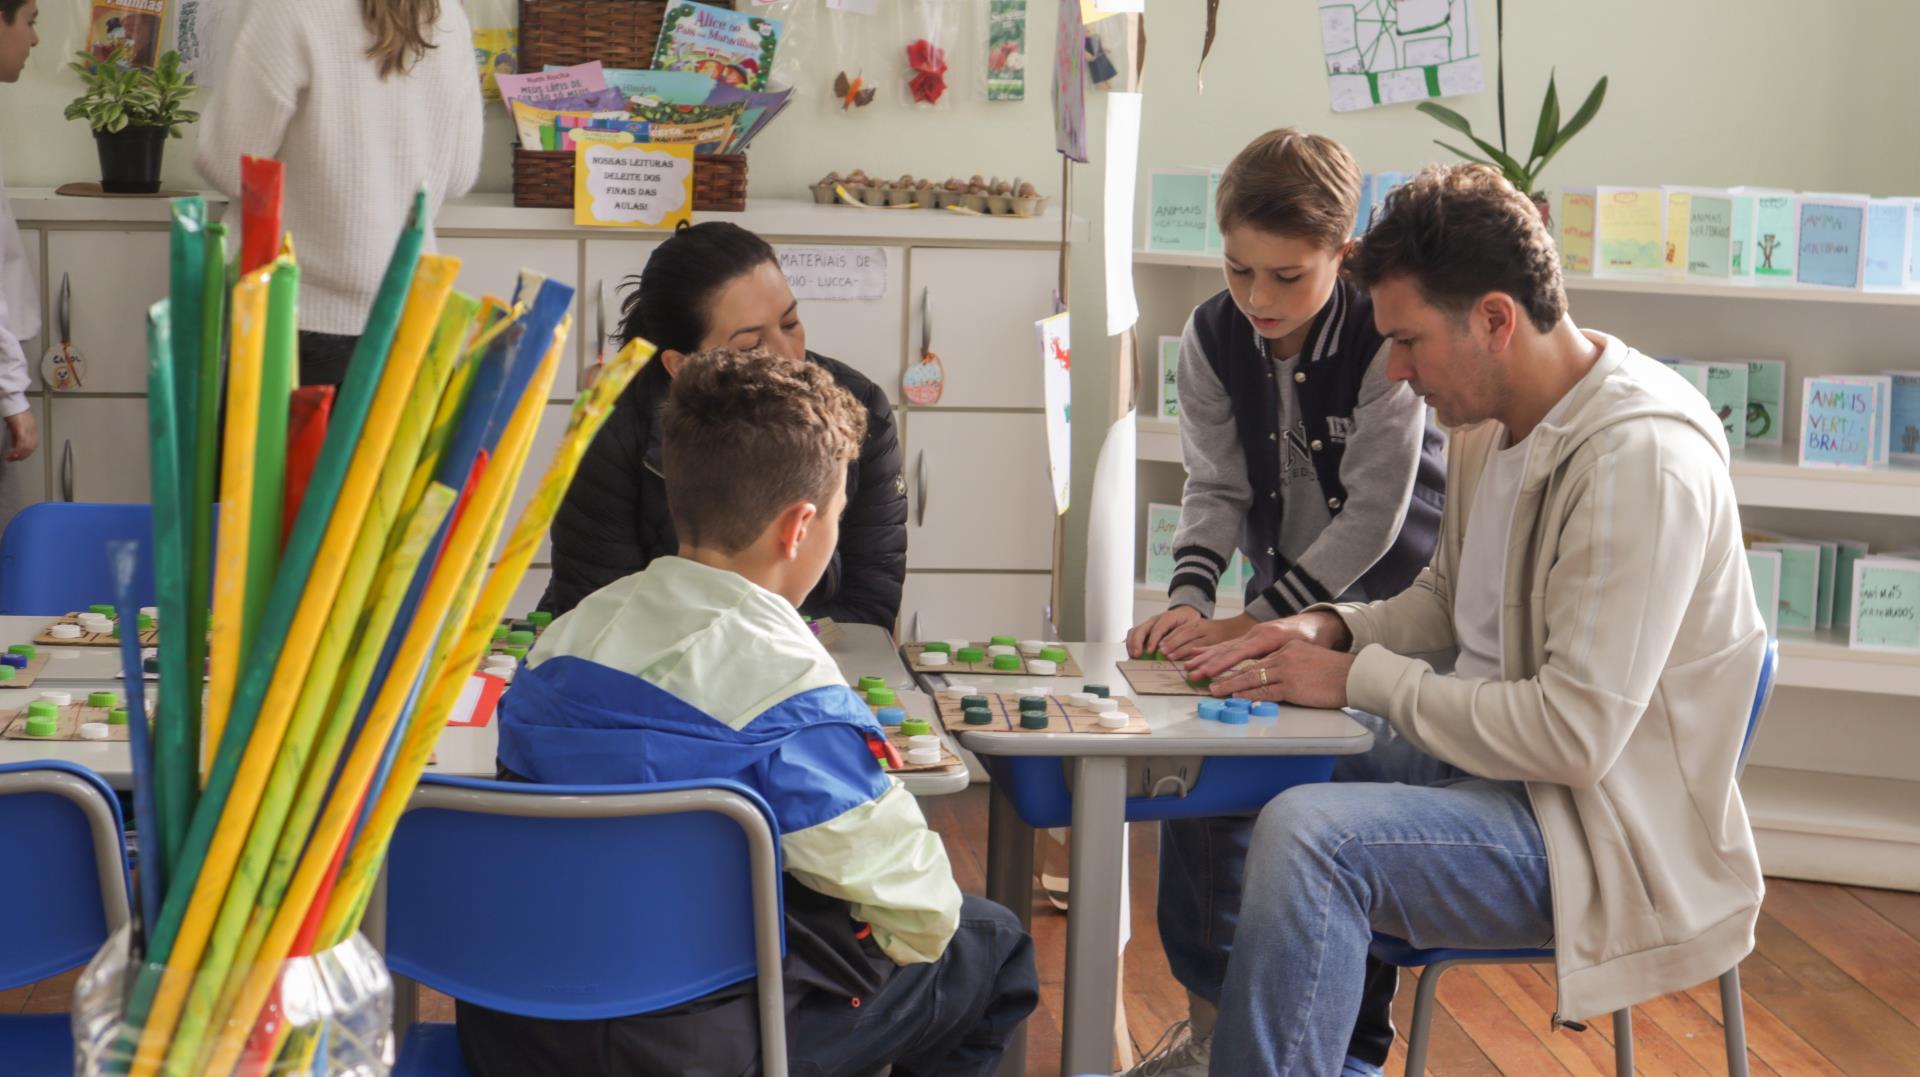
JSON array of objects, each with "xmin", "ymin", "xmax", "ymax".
[
  {"xmin": 380, "ymin": 774, "xmax": 786, "ymax": 1022},
  {"xmin": 0, "ymin": 761, "xmax": 131, "ymax": 988},
  {"xmin": 1737, "ymin": 638, "xmax": 1779, "ymax": 775},
  {"xmin": 0, "ymin": 503, "xmax": 154, "ymax": 615}
]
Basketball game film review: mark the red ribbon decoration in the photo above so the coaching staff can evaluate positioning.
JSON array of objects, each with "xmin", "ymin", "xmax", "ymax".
[{"xmin": 906, "ymin": 38, "xmax": 948, "ymax": 104}]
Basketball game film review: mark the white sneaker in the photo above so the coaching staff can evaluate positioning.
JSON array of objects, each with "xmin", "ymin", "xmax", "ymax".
[{"xmin": 1119, "ymin": 1018, "xmax": 1211, "ymax": 1077}]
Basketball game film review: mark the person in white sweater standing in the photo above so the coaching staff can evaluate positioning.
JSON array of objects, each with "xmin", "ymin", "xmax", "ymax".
[
  {"xmin": 195, "ymin": 0, "xmax": 482, "ymax": 386},
  {"xmin": 0, "ymin": 0, "xmax": 44, "ymax": 538}
]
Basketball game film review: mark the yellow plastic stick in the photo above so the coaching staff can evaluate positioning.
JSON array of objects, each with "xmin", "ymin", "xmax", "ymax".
[
  {"xmin": 131, "ymin": 256, "xmax": 454, "ymax": 1076},
  {"xmin": 201, "ymin": 338, "xmax": 565, "ymax": 1075},
  {"xmin": 203, "ymin": 273, "xmax": 269, "ymax": 775}
]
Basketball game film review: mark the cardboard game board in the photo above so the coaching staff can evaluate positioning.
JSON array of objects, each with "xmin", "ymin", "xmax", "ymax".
[
  {"xmin": 489, "ymin": 613, "xmax": 552, "ymax": 657},
  {"xmin": 932, "ymin": 691, "xmax": 1151, "ymax": 735},
  {"xmin": 1117, "ymin": 659, "xmax": 1216, "ymax": 697},
  {"xmin": 2, "ymin": 704, "xmax": 130, "ymax": 741},
  {"xmin": 809, "ymin": 618, "xmax": 846, "ymax": 646},
  {"xmin": 905, "ymin": 642, "xmax": 1084, "ymax": 678},
  {"xmin": 0, "ymin": 655, "xmax": 52, "ymax": 690},
  {"xmin": 859, "ymin": 687, "xmax": 962, "ymax": 772},
  {"xmin": 36, "ymin": 613, "xmax": 160, "ymax": 648}
]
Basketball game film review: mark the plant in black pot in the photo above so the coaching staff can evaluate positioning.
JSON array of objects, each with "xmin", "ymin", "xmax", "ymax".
[{"xmin": 64, "ymin": 47, "xmax": 199, "ymax": 195}]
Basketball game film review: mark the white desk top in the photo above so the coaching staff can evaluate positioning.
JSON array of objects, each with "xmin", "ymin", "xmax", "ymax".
[{"xmin": 937, "ymin": 642, "xmax": 1374, "ymax": 757}]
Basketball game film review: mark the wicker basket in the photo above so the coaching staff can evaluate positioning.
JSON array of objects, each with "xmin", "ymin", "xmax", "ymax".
[
  {"xmin": 514, "ymin": 148, "xmax": 747, "ymax": 212},
  {"xmin": 514, "ymin": 0, "xmax": 745, "ymax": 211}
]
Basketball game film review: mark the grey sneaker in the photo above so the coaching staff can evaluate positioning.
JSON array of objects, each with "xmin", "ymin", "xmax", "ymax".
[{"xmin": 1119, "ymin": 1018, "xmax": 1211, "ymax": 1077}]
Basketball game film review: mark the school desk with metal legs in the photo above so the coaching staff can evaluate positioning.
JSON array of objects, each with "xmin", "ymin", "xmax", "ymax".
[{"xmin": 925, "ymin": 642, "xmax": 1375, "ymax": 1077}]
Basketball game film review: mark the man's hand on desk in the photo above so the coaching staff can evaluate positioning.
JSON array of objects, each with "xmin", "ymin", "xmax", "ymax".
[
  {"xmin": 1206, "ymin": 640, "xmax": 1355, "ymax": 710},
  {"xmin": 1183, "ymin": 610, "xmax": 1352, "ymax": 679}
]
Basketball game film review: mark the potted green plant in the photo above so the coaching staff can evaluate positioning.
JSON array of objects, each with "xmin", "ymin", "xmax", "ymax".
[
  {"xmin": 1416, "ymin": 0, "xmax": 1604, "ymax": 225},
  {"xmin": 64, "ymin": 47, "xmax": 199, "ymax": 194}
]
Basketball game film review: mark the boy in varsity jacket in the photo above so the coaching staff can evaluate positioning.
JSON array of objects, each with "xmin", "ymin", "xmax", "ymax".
[
  {"xmin": 464, "ymin": 348, "xmax": 1036, "ymax": 1077},
  {"xmin": 1121, "ymin": 130, "xmax": 1445, "ymax": 1077}
]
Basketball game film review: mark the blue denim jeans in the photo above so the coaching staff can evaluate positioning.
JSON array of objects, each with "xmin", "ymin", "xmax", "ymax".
[{"xmin": 1162, "ymin": 711, "xmax": 1556, "ymax": 1076}]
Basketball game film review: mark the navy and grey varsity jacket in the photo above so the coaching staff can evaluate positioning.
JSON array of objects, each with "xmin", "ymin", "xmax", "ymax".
[{"xmin": 1168, "ymin": 277, "xmax": 1446, "ymax": 620}]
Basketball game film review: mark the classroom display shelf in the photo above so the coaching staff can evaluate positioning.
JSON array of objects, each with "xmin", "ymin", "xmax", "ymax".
[
  {"xmin": 1134, "ymin": 249, "xmax": 1920, "ymax": 308},
  {"xmin": 1743, "ymin": 766, "xmax": 1920, "ymax": 891}
]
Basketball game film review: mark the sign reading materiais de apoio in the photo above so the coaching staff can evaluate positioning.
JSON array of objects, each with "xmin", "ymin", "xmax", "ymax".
[{"xmin": 574, "ymin": 143, "xmax": 694, "ymax": 230}]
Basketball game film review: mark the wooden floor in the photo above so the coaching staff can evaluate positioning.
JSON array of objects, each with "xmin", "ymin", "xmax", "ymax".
[{"xmin": 10, "ymin": 784, "xmax": 1920, "ymax": 1075}]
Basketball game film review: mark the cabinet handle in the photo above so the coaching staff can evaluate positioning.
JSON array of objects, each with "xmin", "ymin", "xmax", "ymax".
[
  {"xmin": 914, "ymin": 449, "xmax": 928, "ymax": 526},
  {"xmin": 919, "ymin": 286, "xmax": 933, "ymax": 358},
  {"xmin": 910, "ymin": 611, "xmax": 922, "ymax": 643},
  {"xmin": 60, "ymin": 440, "xmax": 73, "ymax": 502}
]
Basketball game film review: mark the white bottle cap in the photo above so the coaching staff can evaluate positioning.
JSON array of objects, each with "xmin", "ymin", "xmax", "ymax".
[
  {"xmin": 1015, "ymin": 685, "xmax": 1051, "ymax": 697},
  {"xmin": 39, "ymin": 691, "xmax": 72, "ymax": 706},
  {"xmin": 986, "ymin": 644, "xmax": 1017, "ymax": 658},
  {"xmin": 79, "ymin": 722, "xmax": 110, "ymax": 740},
  {"xmin": 919, "ymin": 651, "xmax": 951, "ymax": 667},
  {"xmin": 906, "ymin": 747, "xmax": 943, "ymax": 766},
  {"xmin": 1063, "ymin": 692, "xmax": 1096, "ymax": 708},
  {"xmin": 1097, "ymin": 711, "xmax": 1128, "ymax": 729},
  {"xmin": 140, "ymin": 607, "xmax": 158, "ymax": 620},
  {"xmin": 1027, "ymin": 659, "xmax": 1058, "ymax": 676},
  {"xmin": 907, "ymin": 734, "xmax": 941, "ymax": 751},
  {"xmin": 942, "ymin": 683, "xmax": 979, "ymax": 699},
  {"xmin": 50, "ymin": 623, "xmax": 84, "ymax": 639},
  {"xmin": 1018, "ymin": 639, "xmax": 1045, "ymax": 656}
]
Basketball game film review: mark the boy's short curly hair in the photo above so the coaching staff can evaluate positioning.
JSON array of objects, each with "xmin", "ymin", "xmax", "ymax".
[
  {"xmin": 1214, "ymin": 128, "xmax": 1363, "ymax": 250},
  {"xmin": 1350, "ymin": 164, "xmax": 1567, "ymax": 333},
  {"xmin": 662, "ymin": 348, "xmax": 866, "ymax": 554}
]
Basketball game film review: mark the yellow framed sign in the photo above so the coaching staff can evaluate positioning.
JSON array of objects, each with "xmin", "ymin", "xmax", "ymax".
[{"xmin": 573, "ymin": 142, "xmax": 695, "ymax": 230}]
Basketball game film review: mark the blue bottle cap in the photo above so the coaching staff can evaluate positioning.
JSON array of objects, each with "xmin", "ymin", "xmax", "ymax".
[
  {"xmin": 1219, "ymin": 708, "xmax": 1250, "ymax": 725},
  {"xmin": 1196, "ymin": 699, "xmax": 1226, "ymax": 721},
  {"xmin": 0, "ymin": 654, "xmax": 24, "ymax": 668},
  {"xmin": 1223, "ymin": 697, "xmax": 1253, "ymax": 711},
  {"xmin": 875, "ymin": 706, "xmax": 906, "ymax": 725},
  {"xmin": 1251, "ymin": 701, "xmax": 1281, "ymax": 716}
]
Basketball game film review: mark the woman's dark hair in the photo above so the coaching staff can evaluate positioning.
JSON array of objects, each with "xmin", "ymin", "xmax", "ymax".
[{"xmin": 619, "ymin": 221, "xmax": 780, "ymax": 363}]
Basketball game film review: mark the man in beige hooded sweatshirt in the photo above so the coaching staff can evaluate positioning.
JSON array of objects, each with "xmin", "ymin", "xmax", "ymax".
[{"xmin": 1183, "ymin": 164, "xmax": 1767, "ymax": 1076}]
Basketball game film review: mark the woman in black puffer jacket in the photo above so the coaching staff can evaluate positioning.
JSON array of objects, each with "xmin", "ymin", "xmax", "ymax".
[{"xmin": 541, "ymin": 222, "xmax": 907, "ymax": 627}]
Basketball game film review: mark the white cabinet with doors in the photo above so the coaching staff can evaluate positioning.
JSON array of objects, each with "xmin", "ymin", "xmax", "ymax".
[
  {"xmin": 905, "ymin": 247, "xmax": 1058, "ymax": 410},
  {"xmin": 44, "ymin": 230, "xmax": 171, "ymax": 395}
]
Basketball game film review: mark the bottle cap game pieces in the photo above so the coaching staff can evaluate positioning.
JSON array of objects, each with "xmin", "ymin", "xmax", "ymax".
[
  {"xmin": 492, "ymin": 624, "xmax": 509, "ymax": 640},
  {"xmin": 989, "ymin": 635, "xmax": 1018, "ymax": 648},
  {"xmin": 986, "ymin": 644, "xmax": 1017, "ymax": 658},
  {"xmin": 109, "ymin": 707, "xmax": 129, "ymax": 726},
  {"xmin": 503, "ymin": 645, "xmax": 529, "ymax": 660},
  {"xmin": 138, "ymin": 613, "xmax": 155, "ymax": 631},
  {"xmin": 1097, "ymin": 710, "xmax": 1128, "ymax": 729},
  {"xmin": 0, "ymin": 667, "xmax": 11, "ymax": 683},
  {"xmin": 875, "ymin": 706, "xmax": 906, "ymax": 725},
  {"xmin": 963, "ymin": 706, "xmax": 992, "ymax": 724},
  {"xmin": 1220, "ymin": 708, "xmax": 1250, "ymax": 725},
  {"xmin": 857, "ymin": 676, "xmax": 887, "ymax": 692},
  {"xmin": 80, "ymin": 722, "xmax": 111, "ymax": 740},
  {"xmin": 8, "ymin": 644, "xmax": 34, "ymax": 659},
  {"xmin": 143, "ymin": 655, "xmax": 161, "ymax": 674},
  {"xmin": 40, "ymin": 691, "xmax": 72, "ymax": 706},
  {"xmin": 899, "ymin": 717, "xmax": 932, "ymax": 736},
  {"xmin": 942, "ymin": 683, "xmax": 979, "ymax": 699},
  {"xmin": 961, "ymin": 694, "xmax": 990, "ymax": 710},
  {"xmin": 906, "ymin": 747, "xmax": 942, "ymax": 766},
  {"xmin": 866, "ymin": 686, "xmax": 897, "ymax": 706},
  {"xmin": 139, "ymin": 606, "xmax": 157, "ymax": 620},
  {"xmin": 506, "ymin": 629, "xmax": 536, "ymax": 645},
  {"xmin": 1039, "ymin": 646, "xmax": 1069, "ymax": 663},
  {"xmin": 88, "ymin": 691, "xmax": 118, "ymax": 708},
  {"xmin": 89, "ymin": 604, "xmax": 116, "ymax": 616},
  {"xmin": 921, "ymin": 641, "xmax": 952, "ymax": 654},
  {"xmin": 25, "ymin": 714, "xmax": 58, "ymax": 737},
  {"xmin": 50, "ymin": 623, "xmax": 85, "ymax": 639},
  {"xmin": 1027, "ymin": 659, "xmax": 1058, "ymax": 676},
  {"xmin": 1223, "ymin": 697, "xmax": 1251, "ymax": 711},
  {"xmin": 1252, "ymin": 701, "xmax": 1280, "ymax": 716},
  {"xmin": 27, "ymin": 700, "xmax": 58, "ymax": 719},
  {"xmin": 991, "ymin": 654, "xmax": 1021, "ymax": 671},
  {"xmin": 1064, "ymin": 692, "xmax": 1095, "ymax": 708},
  {"xmin": 920, "ymin": 649, "xmax": 952, "ymax": 667},
  {"xmin": 957, "ymin": 647, "xmax": 985, "ymax": 663},
  {"xmin": 1019, "ymin": 710, "xmax": 1050, "ymax": 730},
  {"xmin": 1085, "ymin": 684, "xmax": 1110, "ymax": 698},
  {"xmin": 1197, "ymin": 699, "xmax": 1225, "ymax": 721},
  {"xmin": 528, "ymin": 611, "xmax": 553, "ymax": 627},
  {"xmin": 1018, "ymin": 639, "xmax": 1045, "ymax": 656},
  {"xmin": 0, "ymin": 654, "xmax": 24, "ymax": 669},
  {"xmin": 907, "ymin": 734, "xmax": 941, "ymax": 750}
]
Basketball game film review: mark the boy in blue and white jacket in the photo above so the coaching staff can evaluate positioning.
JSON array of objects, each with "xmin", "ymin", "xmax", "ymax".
[{"xmin": 460, "ymin": 347, "xmax": 1036, "ymax": 1077}]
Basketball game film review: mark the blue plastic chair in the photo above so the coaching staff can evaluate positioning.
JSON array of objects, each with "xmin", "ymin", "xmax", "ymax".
[
  {"xmin": 0, "ymin": 503, "xmax": 155, "ymax": 615},
  {"xmin": 0, "ymin": 761, "xmax": 133, "ymax": 1072},
  {"xmin": 1372, "ymin": 638, "xmax": 1779, "ymax": 1076},
  {"xmin": 370, "ymin": 774, "xmax": 790, "ymax": 1077}
]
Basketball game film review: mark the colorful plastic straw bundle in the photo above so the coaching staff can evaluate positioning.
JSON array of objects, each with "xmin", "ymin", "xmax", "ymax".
[{"xmin": 106, "ymin": 155, "xmax": 654, "ymax": 1074}]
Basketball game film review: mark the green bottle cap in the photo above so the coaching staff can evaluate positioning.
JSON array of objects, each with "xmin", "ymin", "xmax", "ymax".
[
  {"xmin": 529, "ymin": 611, "xmax": 553, "ymax": 627},
  {"xmin": 8, "ymin": 644, "xmax": 34, "ymax": 659},
  {"xmin": 1039, "ymin": 646, "xmax": 1069, "ymax": 663},
  {"xmin": 1019, "ymin": 695, "xmax": 1048, "ymax": 713},
  {"xmin": 138, "ymin": 613, "xmax": 154, "ymax": 631},
  {"xmin": 108, "ymin": 707, "xmax": 129, "ymax": 726},
  {"xmin": 27, "ymin": 700, "xmax": 58, "ymax": 719},
  {"xmin": 866, "ymin": 687, "xmax": 897, "ymax": 706},
  {"xmin": 961, "ymin": 695, "xmax": 990, "ymax": 710},
  {"xmin": 857, "ymin": 676, "xmax": 888, "ymax": 692},
  {"xmin": 1186, "ymin": 675, "xmax": 1213, "ymax": 689},
  {"xmin": 507, "ymin": 629, "xmax": 536, "ymax": 645},
  {"xmin": 111, "ymin": 623, "xmax": 121, "ymax": 638},
  {"xmin": 493, "ymin": 624, "xmax": 509, "ymax": 640},
  {"xmin": 88, "ymin": 691, "xmax": 117, "ymax": 708},
  {"xmin": 989, "ymin": 635, "xmax": 1018, "ymax": 648},
  {"xmin": 504, "ymin": 645, "xmax": 529, "ymax": 659},
  {"xmin": 963, "ymin": 706, "xmax": 993, "ymax": 725},
  {"xmin": 0, "ymin": 666, "xmax": 13, "ymax": 682},
  {"xmin": 956, "ymin": 647, "xmax": 985, "ymax": 663},
  {"xmin": 899, "ymin": 718, "xmax": 931, "ymax": 736},
  {"xmin": 24, "ymin": 714, "xmax": 57, "ymax": 737},
  {"xmin": 992, "ymin": 654, "xmax": 1021, "ymax": 671},
  {"xmin": 89, "ymin": 604, "xmax": 116, "ymax": 616},
  {"xmin": 143, "ymin": 656, "xmax": 160, "ymax": 674},
  {"xmin": 1085, "ymin": 684, "xmax": 1111, "ymax": 698},
  {"xmin": 1019, "ymin": 711, "xmax": 1050, "ymax": 730},
  {"xmin": 920, "ymin": 641, "xmax": 952, "ymax": 654}
]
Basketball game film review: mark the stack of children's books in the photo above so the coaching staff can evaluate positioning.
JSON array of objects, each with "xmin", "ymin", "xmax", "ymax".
[{"xmin": 500, "ymin": 1, "xmax": 790, "ymax": 156}]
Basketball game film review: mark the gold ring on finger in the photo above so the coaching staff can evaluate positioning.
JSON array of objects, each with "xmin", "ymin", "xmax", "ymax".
[{"xmin": 1259, "ymin": 666, "xmax": 1269, "ymax": 687}]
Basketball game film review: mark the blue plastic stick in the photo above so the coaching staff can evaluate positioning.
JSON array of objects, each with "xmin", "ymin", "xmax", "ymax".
[{"xmin": 111, "ymin": 540, "xmax": 163, "ymax": 947}]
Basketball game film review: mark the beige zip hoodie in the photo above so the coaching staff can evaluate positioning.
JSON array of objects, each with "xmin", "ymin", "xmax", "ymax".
[{"xmin": 1324, "ymin": 331, "xmax": 1767, "ymax": 1022}]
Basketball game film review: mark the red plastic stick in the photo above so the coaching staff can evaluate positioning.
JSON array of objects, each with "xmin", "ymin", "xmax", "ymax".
[{"xmin": 239, "ymin": 156, "xmax": 285, "ymax": 277}]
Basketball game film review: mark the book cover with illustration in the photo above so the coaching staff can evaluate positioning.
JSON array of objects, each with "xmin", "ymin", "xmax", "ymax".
[{"xmin": 652, "ymin": 2, "xmax": 782, "ymax": 92}]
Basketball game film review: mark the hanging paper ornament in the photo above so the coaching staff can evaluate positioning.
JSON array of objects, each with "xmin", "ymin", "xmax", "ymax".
[
  {"xmin": 902, "ymin": 352, "xmax": 946, "ymax": 405},
  {"xmin": 835, "ymin": 71, "xmax": 877, "ymax": 110},
  {"xmin": 906, "ymin": 39, "xmax": 949, "ymax": 104}
]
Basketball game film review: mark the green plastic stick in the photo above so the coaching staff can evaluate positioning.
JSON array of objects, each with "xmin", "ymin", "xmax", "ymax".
[
  {"xmin": 245, "ymin": 256, "xmax": 296, "ymax": 647},
  {"xmin": 119, "ymin": 195, "xmax": 428, "ymax": 1048},
  {"xmin": 145, "ymin": 300, "xmax": 193, "ymax": 885},
  {"xmin": 188, "ymin": 219, "xmax": 227, "ymax": 789}
]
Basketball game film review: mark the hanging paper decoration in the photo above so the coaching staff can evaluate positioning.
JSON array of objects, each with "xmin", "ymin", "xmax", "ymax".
[
  {"xmin": 906, "ymin": 38, "xmax": 949, "ymax": 104},
  {"xmin": 834, "ymin": 71, "xmax": 877, "ymax": 109}
]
